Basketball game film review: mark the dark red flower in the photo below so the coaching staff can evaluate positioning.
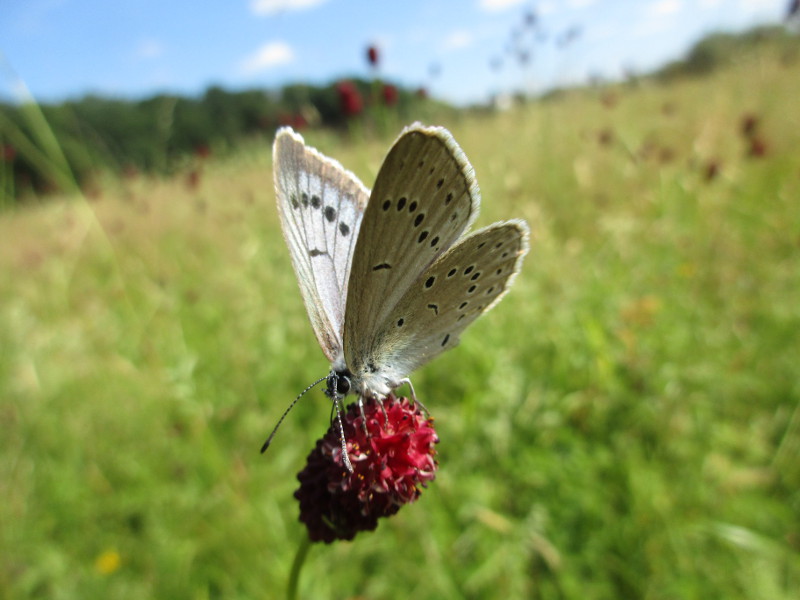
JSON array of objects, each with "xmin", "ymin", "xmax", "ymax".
[
  {"xmin": 597, "ymin": 128, "xmax": 614, "ymax": 146},
  {"xmin": 366, "ymin": 45, "xmax": 379, "ymax": 68},
  {"xmin": 295, "ymin": 395, "xmax": 438, "ymax": 543},
  {"xmin": 186, "ymin": 168, "xmax": 201, "ymax": 190},
  {"xmin": 704, "ymin": 159, "xmax": 721, "ymax": 182},
  {"xmin": 336, "ymin": 80, "xmax": 363, "ymax": 117},
  {"xmin": 1, "ymin": 143, "xmax": 16, "ymax": 162},
  {"xmin": 278, "ymin": 112, "xmax": 308, "ymax": 130},
  {"xmin": 382, "ymin": 83, "xmax": 398, "ymax": 107},
  {"xmin": 740, "ymin": 113, "xmax": 759, "ymax": 138},
  {"xmin": 194, "ymin": 144, "xmax": 211, "ymax": 160},
  {"xmin": 748, "ymin": 136, "xmax": 768, "ymax": 158}
]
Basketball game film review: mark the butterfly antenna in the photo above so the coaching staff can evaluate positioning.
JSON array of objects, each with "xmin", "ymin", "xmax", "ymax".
[{"xmin": 260, "ymin": 376, "xmax": 327, "ymax": 453}]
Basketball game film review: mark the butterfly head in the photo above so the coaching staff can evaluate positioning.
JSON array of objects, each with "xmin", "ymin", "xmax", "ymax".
[{"xmin": 326, "ymin": 368, "xmax": 354, "ymax": 399}]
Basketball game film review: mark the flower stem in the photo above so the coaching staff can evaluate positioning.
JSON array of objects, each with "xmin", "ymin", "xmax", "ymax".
[{"xmin": 287, "ymin": 534, "xmax": 312, "ymax": 600}]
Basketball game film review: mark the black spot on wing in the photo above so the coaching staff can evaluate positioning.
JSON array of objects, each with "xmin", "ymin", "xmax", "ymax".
[
  {"xmin": 324, "ymin": 206, "xmax": 336, "ymax": 222},
  {"xmin": 339, "ymin": 222, "xmax": 350, "ymax": 236}
]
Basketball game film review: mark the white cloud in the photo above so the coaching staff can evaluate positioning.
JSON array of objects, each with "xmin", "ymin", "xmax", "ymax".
[
  {"xmin": 249, "ymin": 0, "xmax": 329, "ymax": 16},
  {"xmin": 649, "ymin": 0, "xmax": 684, "ymax": 15},
  {"xmin": 567, "ymin": 0, "xmax": 597, "ymax": 9},
  {"xmin": 239, "ymin": 41, "xmax": 294, "ymax": 74},
  {"xmin": 442, "ymin": 30, "xmax": 474, "ymax": 51},
  {"xmin": 478, "ymin": 0, "xmax": 526, "ymax": 12},
  {"xmin": 136, "ymin": 39, "xmax": 164, "ymax": 59}
]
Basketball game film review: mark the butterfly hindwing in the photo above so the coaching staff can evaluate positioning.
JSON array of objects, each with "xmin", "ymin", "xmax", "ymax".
[
  {"xmin": 372, "ymin": 220, "xmax": 530, "ymax": 379},
  {"xmin": 343, "ymin": 124, "xmax": 480, "ymax": 376},
  {"xmin": 273, "ymin": 128, "xmax": 369, "ymax": 363}
]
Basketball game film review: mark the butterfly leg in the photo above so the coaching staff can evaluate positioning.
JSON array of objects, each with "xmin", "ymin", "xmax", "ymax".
[
  {"xmin": 332, "ymin": 394, "xmax": 354, "ymax": 473},
  {"xmin": 357, "ymin": 394, "xmax": 389, "ymax": 430},
  {"xmin": 357, "ymin": 395, "xmax": 369, "ymax": 433},
  {"xmin": 398, "ymin": 378, "xmax": 430, "ymax": 415},
  {"xmin": 375, "ymin": 395, "xmax": 389, "ymax": 427}
]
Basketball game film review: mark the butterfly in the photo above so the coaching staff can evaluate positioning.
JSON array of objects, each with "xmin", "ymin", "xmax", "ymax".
[{"xmin": 268, "ymin": 123, "xmax": 529, "ymax": 470}]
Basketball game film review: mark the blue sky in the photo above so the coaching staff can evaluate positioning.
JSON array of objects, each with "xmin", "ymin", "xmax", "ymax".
[{"xmin": 0, "ymin": 0, "xmax": 790, "ymax": 106}]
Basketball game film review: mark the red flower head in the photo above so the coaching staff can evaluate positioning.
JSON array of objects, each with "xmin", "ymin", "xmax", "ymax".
[
  {"xmin": 194, "ymin": 144, "xmax": 211, "ymax": 160},
  {"xmin": 382, "ymin": 83, "xmax": 398, "ymax": 107},
  {"xmin": 366, "ymin": 44, "xmax": 379, "ymax": 68},
  {"xmin": 704, "ymin": 159, "xmax": 721, "ymax": 182},
  {"xmin": 1, "ymin": 144, "xmax": 16, "ymax": 162},
  {"xmin": 336, "ymin": 80, "xmax": 363, "ymax": 117},
  {"xmin": 748, "ymin": 136, "xmax": 768, "ymax": 158},
  {"xmin": 294, "ymin": 395, "xmax": 439, "ymax": 543},
  {"xmin": 740, "ymin": 113, "xmax": 759, "ymax": 138}
]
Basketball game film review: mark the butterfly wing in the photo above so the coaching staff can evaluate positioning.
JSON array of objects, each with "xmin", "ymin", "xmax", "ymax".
[
  {"xmin": 274, "ymin": 127, "xmax": 369, "ymax": 363},
  {"xmin": 373, "ymin": 220, "xmax": 529, "ymax": 380},
  {"xmin": 343, "ymin": 123, "xmax": 481, "ymax": 378}
]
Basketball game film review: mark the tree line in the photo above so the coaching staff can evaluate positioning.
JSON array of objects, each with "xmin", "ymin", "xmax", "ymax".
[{"xmin": 0, "ymin": 78, "xmax": 434, "ymax": 201}]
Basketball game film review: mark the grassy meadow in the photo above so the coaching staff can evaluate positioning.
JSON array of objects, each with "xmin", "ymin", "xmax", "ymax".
[{"xmin": 2, "ymin": 46, "xmax": 799, "ymax": 599}]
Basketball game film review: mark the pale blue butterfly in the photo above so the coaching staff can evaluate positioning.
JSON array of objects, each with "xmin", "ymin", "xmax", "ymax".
[{"xmin": 266, "ymin": 123, "xmax": 529, "ymax": 471}]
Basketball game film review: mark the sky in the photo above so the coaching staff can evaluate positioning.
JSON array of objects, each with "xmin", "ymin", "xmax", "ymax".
[{"xmin": 0, "ymin": 0, "xmax": 792, "ymax": 106}]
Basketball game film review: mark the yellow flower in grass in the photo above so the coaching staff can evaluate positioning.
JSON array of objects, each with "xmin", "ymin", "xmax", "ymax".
[{"xmin": 94, "ymin": 549, "xmax": 121, "ymax": 575}]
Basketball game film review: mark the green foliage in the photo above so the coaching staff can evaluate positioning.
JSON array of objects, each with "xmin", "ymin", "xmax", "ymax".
[
  {"xmin": 0, "ymin": 79, "xmax": 433, "ymax": 203},
  {"xmin": 1, "ymin": 31, "xmax": 799, "ymax": 600},
  {"xmin": 656, "ymin": 25, "xmax": 799, "ymax": 79}
]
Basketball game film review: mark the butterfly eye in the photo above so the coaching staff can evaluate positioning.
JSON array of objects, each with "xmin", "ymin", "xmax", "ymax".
[{"xmin": 337, "ymin": 375, "xmax": 351, "ymax": 395}]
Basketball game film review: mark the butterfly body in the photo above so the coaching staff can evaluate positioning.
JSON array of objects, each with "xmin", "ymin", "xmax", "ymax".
[{"xmin": 273, "ymin": 123, "xmax": 529, "ymax": 409}]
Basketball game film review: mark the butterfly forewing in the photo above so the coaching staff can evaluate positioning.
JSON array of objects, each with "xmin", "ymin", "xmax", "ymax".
[
  {"xmin": 274, "ymin": 128, "xmax": 369, "ymax": 363},
  {"xmin": 344, "ymin": 124, "xmax": 480, "ymax": 375},
  {"xmin": 374, "ymin": 220, "xmax": 529, "ymax": 377}
]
